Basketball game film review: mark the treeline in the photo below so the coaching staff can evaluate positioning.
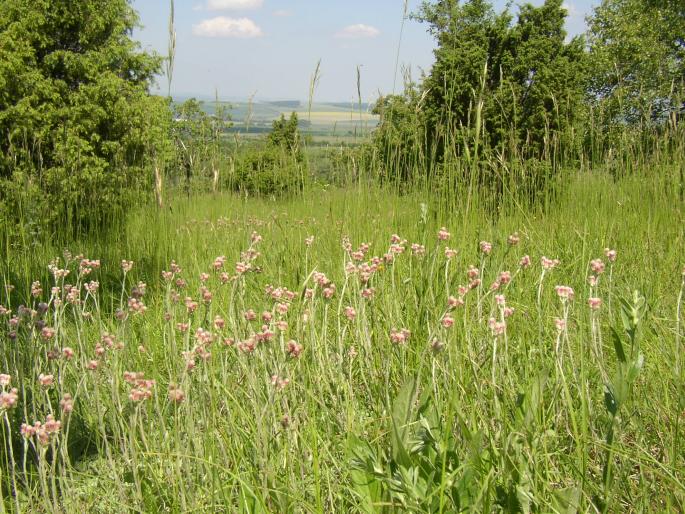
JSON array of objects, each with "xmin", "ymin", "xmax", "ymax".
[{"xmin": 0, "ymin": 0, "xmax": 683, "ymax": 245}]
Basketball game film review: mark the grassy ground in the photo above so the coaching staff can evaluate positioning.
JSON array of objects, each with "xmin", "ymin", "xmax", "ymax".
[{"xmin": 1, "ymin": 165, "xmax": 684, "ymax": 512}]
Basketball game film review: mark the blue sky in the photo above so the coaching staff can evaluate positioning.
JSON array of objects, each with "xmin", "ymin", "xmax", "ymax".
[{"xmin": 131, "ymin": 0, "xmax": 595, "ymax": 102}]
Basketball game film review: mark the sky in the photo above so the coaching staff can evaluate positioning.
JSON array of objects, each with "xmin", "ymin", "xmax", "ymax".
[{"xmin": 131, "ymin": 0, "xmax": 595, "ymax": 103}]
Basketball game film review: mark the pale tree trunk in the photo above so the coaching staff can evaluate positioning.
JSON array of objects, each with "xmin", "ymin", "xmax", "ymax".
[
  {"xmin": 212, "ymin": 163, "xmax": 219, "ymax": 193},
  {"xmin": 154, "ymin": 165, "xmax": 164, "ymax": 208}
]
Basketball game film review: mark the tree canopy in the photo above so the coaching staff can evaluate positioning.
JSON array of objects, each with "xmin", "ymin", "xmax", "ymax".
[{"xmin": 0, "ymin": 0, "xmax": 167, "ymax": 232}]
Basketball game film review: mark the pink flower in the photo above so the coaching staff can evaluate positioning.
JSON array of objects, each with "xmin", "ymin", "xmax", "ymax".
[
  {"xmin": 361, "ymin": 288, "xmax": 376, "ymax": 299},
  {"xmin": 555, "ymin": 285, "xmax": 575, "ymax": 301},
  {"xmin": 41, "ymin": 327, "xmax": 56, "ymax": 340},
  {"xmin": 286, "ymin": 340, "xmax": 303, "ymax": 358},
  {"xmin": 322, "ymin": 285, "xmax": 336, "ymax": 299},
  {"xmin": 488, "ymin": 318, "xmax": 506, "ymax": 337},
  {"xmin": 467, "ymin": 266, "xmax": 479, "ymax": 280},
  {"xmin": 507, "ymin": 233, "xmax": 520, "ymax": 246},
  {"xmin": 271, "ymin": 375, "xmax": 289, "ymax": 390},
  {"xmin": 121, "ymin": 260, "xmax": 134, "ymax": 273},
  {"xmin": 38, "ymin": 373, "xmax": 54, "ymax": 387},
  {"xmin": 604, "ymin": 248, "xmax": 617, "ymax": 263},
  {"xmin": 444, "ymin": 247, "xmax": 457, "ymax": 259},
  {"xmin": 479, "ymin": 241, "xmax": 492, "ymax": 255},
  {"xmin": 344, "ymin": 306, "xmax": 357, "ymax": 321},
  {"xmin": 542, "ymin": 256, "xmax": 560, "ymax": 270},
  {"xmin": 195, "ymin": 327, "xmax": 213, "ymax": 345},
  {"xmin": 448, "ymin": 296, "xmax": 464, "ymax": 308},
  {"xmin": 499, "ymin": 271, "xmax": 512, "ymax": 285},
  {"xmin": 31, "ymin": 281, "xmax": 43, "ymax": 298},
  {"xmin": 519, "ymin": 255, "xmax": 531, "ymax": 268},
  {"xmin": 60, "ymin": 394, "xmax": 74, "ymax": 414},
  {"xmin": 184, "ymin": 297, "xmax": 198, "ymax": 313},
  {"xmin": 495, "ymin": 294, "xmax": 506, "ymax": 306},
  {"xmin": 437, "ymin": 227, "xmax": 451, "ymax": 241},
  {"xmin": 554, "ymin": 318, "xmax": 566, "ymax": 332},
  {"xmin": 244, "ymin": 309, "xmax": 257, "ymax": 321},
  {"xmin": 489, "ymin": 281, "xmax": 501, "ymax": 291},
  {"xmin": 128, "ymin": 297, "xmax": 147, "ymax": 315},
  {"xmin": 588, "ymin": 297, "xmax": 602, "ymax": 310},
  {"xmin": 44, "ymin": 415, "xmax": 61, "ymax": 434},
  {"xmin": 213, "ymin": 256, "xmax": 226, "ymax": 270},
  {"xmin": 0, "ymin": 374, "xmax": 10, "ymax": 387},
  {"xmin": 20, "ymin": 423, "xmax": 36, "ymax": 438},
  {"xmin": 590, "ymin": 259, "xmax": 605, "ymax": 274},
  {"xmin": 87, "ymin": 360, "xmax": 99, "ymax": 371},
  {"xmin": 168, "ymin": 385, "xmax": 185, "ymax": 403},
  {"xmin": 213, "ymin": 316, "xmax": 225, "ymax": 330},
  {"xmin": 503, "ymin": 307, "xmax": 515, "ymax": 318},
  {"xmin": 305, "ymin": 236, "xmax": 315, "ymax": 247},
  {"xmin": 411, "ymin": 243, "xmax": 426, "ymax": 256},
  {"xmin": 390, "ymin": 328, "xmax": 411, "ymax": 344},
  {"xmin": 0, "ymin": 388, "xmax": 18, "ymax": 410},
  {"xmin": 441, "ymin": 314, "xmax": 454, "ymax": 328}
]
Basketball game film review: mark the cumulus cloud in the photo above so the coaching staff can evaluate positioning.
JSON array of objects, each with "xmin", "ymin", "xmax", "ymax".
[
  {"xmin": 335, "ymin": 24, "xmax": 380, "ymax": 39},
  {"xmin": 272, "ymin": 9, "xmax": 292, "ymax": 17},
  {"xmin": 207, "ymin": 0, "xmax": 263, "ymax": 10},
  {"xmin": 192, "ymin": 17, "xmax": 263, "ymax": 38}
]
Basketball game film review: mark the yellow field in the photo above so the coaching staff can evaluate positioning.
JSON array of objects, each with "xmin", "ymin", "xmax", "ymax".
[{"xmin": 291, "ymin": 110, "xmax": 378, "ymax": 123}]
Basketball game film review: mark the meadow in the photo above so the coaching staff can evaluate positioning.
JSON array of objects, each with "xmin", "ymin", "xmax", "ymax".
[
  {"xmin": 1, "ymin": 162, "xmax": 684, "ymax": 512},
  {"xmin": 1, "ymin": 0, "xmax": 684, "ymax": 511}
]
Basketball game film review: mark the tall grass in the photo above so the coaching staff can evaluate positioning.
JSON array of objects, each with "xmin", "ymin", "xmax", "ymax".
[{"xmin": 0, "ymin": 160, "xmax": 684, "ymax": 510}]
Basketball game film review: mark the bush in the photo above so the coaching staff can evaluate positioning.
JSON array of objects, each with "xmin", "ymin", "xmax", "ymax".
[{"xmin": 0, "ymin": 0, "xmax": 168, "ymax": 239}]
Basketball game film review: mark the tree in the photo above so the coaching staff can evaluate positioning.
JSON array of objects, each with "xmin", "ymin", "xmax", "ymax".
[
  {"xmin": 0, "ymin": 0, "xmax": 167, "ymax": 234},
  {"xmin": 587, "ymin": 0, "xmax": 685, "ymax": 128},
  {"xmin": 268, "ymin": 112, "xmax": 301, "ymax": 159},
  {"xmin": 414, "ymin": 0, "xmax": 586, "ymax": 159}
]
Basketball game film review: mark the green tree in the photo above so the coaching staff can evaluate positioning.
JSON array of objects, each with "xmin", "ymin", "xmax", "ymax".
[
  {"xmin": 415, "ymin": 0, "xmax": 586, "ymax": 159},
  {"xmin": 587, "ymin": 0, "xmax": 685, "ymax": 128},
  {"xmin": 268, "ymin": 112, "xmax": 301, "ymax": 159},
  {"xmin": 0, "ymin": 0, "xmax": 166, "ymax": 234}
]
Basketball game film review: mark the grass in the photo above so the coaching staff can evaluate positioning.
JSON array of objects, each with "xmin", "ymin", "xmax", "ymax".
[{"xmin": 1, "ymin": 163, "xmax": 684, "ymax": 512}]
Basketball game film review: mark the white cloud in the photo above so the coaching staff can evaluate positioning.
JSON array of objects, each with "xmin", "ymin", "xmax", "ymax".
[
  {"xmin": 192, "ymin": 17, "xmax": 263, "ymax": 38},
  {"xmin": 207, "ymin": 0, "xmax": 263, "ymax": 10},
  {"xmin": 335, "ymin": 24, "xmax": 380, "ymax": 39},
  {"xmin": 272, "ymin": 9, "xmax": 292, "ymax": 17},
  {"xmin": 562, "ymin": 2, "xmax": 578, "ymax": 16}
]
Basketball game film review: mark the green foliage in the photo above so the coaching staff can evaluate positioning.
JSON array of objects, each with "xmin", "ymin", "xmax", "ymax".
[
  {"xmin": 268, "ymin": 112, "xmax": 302, "ymax": 160},
  {"xmin": 349, "ymin": 380, "xmax": 485, "ymax": 512},
  {"xmin": 232, "ymin": 144, "xmax": 303, "ymax": 196},
  {"xmin": 0, "ymin": 0, "xmax": 168, "ymax": 237},
  {"xmin": 587, "ymin": 0, "xmax": 685, "ymax": 129},
  {"xmin": 415, "ymin": 0, "xmax": 586, "ymax": 159}
]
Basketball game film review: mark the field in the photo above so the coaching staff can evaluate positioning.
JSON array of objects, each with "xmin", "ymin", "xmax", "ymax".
[
  {"xmin": 2, "ymin": 165, "xmax": 684, "ymax": 512},
  {"xmin": 187, "ymin": 99, "xmax": 379, "ymax": 137}
]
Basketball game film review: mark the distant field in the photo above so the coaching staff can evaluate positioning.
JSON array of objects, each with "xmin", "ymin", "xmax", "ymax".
[
  {"xmin": 174, "ymin": 98, "xmax": 379, "ymax": 133},
  {"xmin": 293, "ymin": 111, "xmax": 377, "ymax": 123}
]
